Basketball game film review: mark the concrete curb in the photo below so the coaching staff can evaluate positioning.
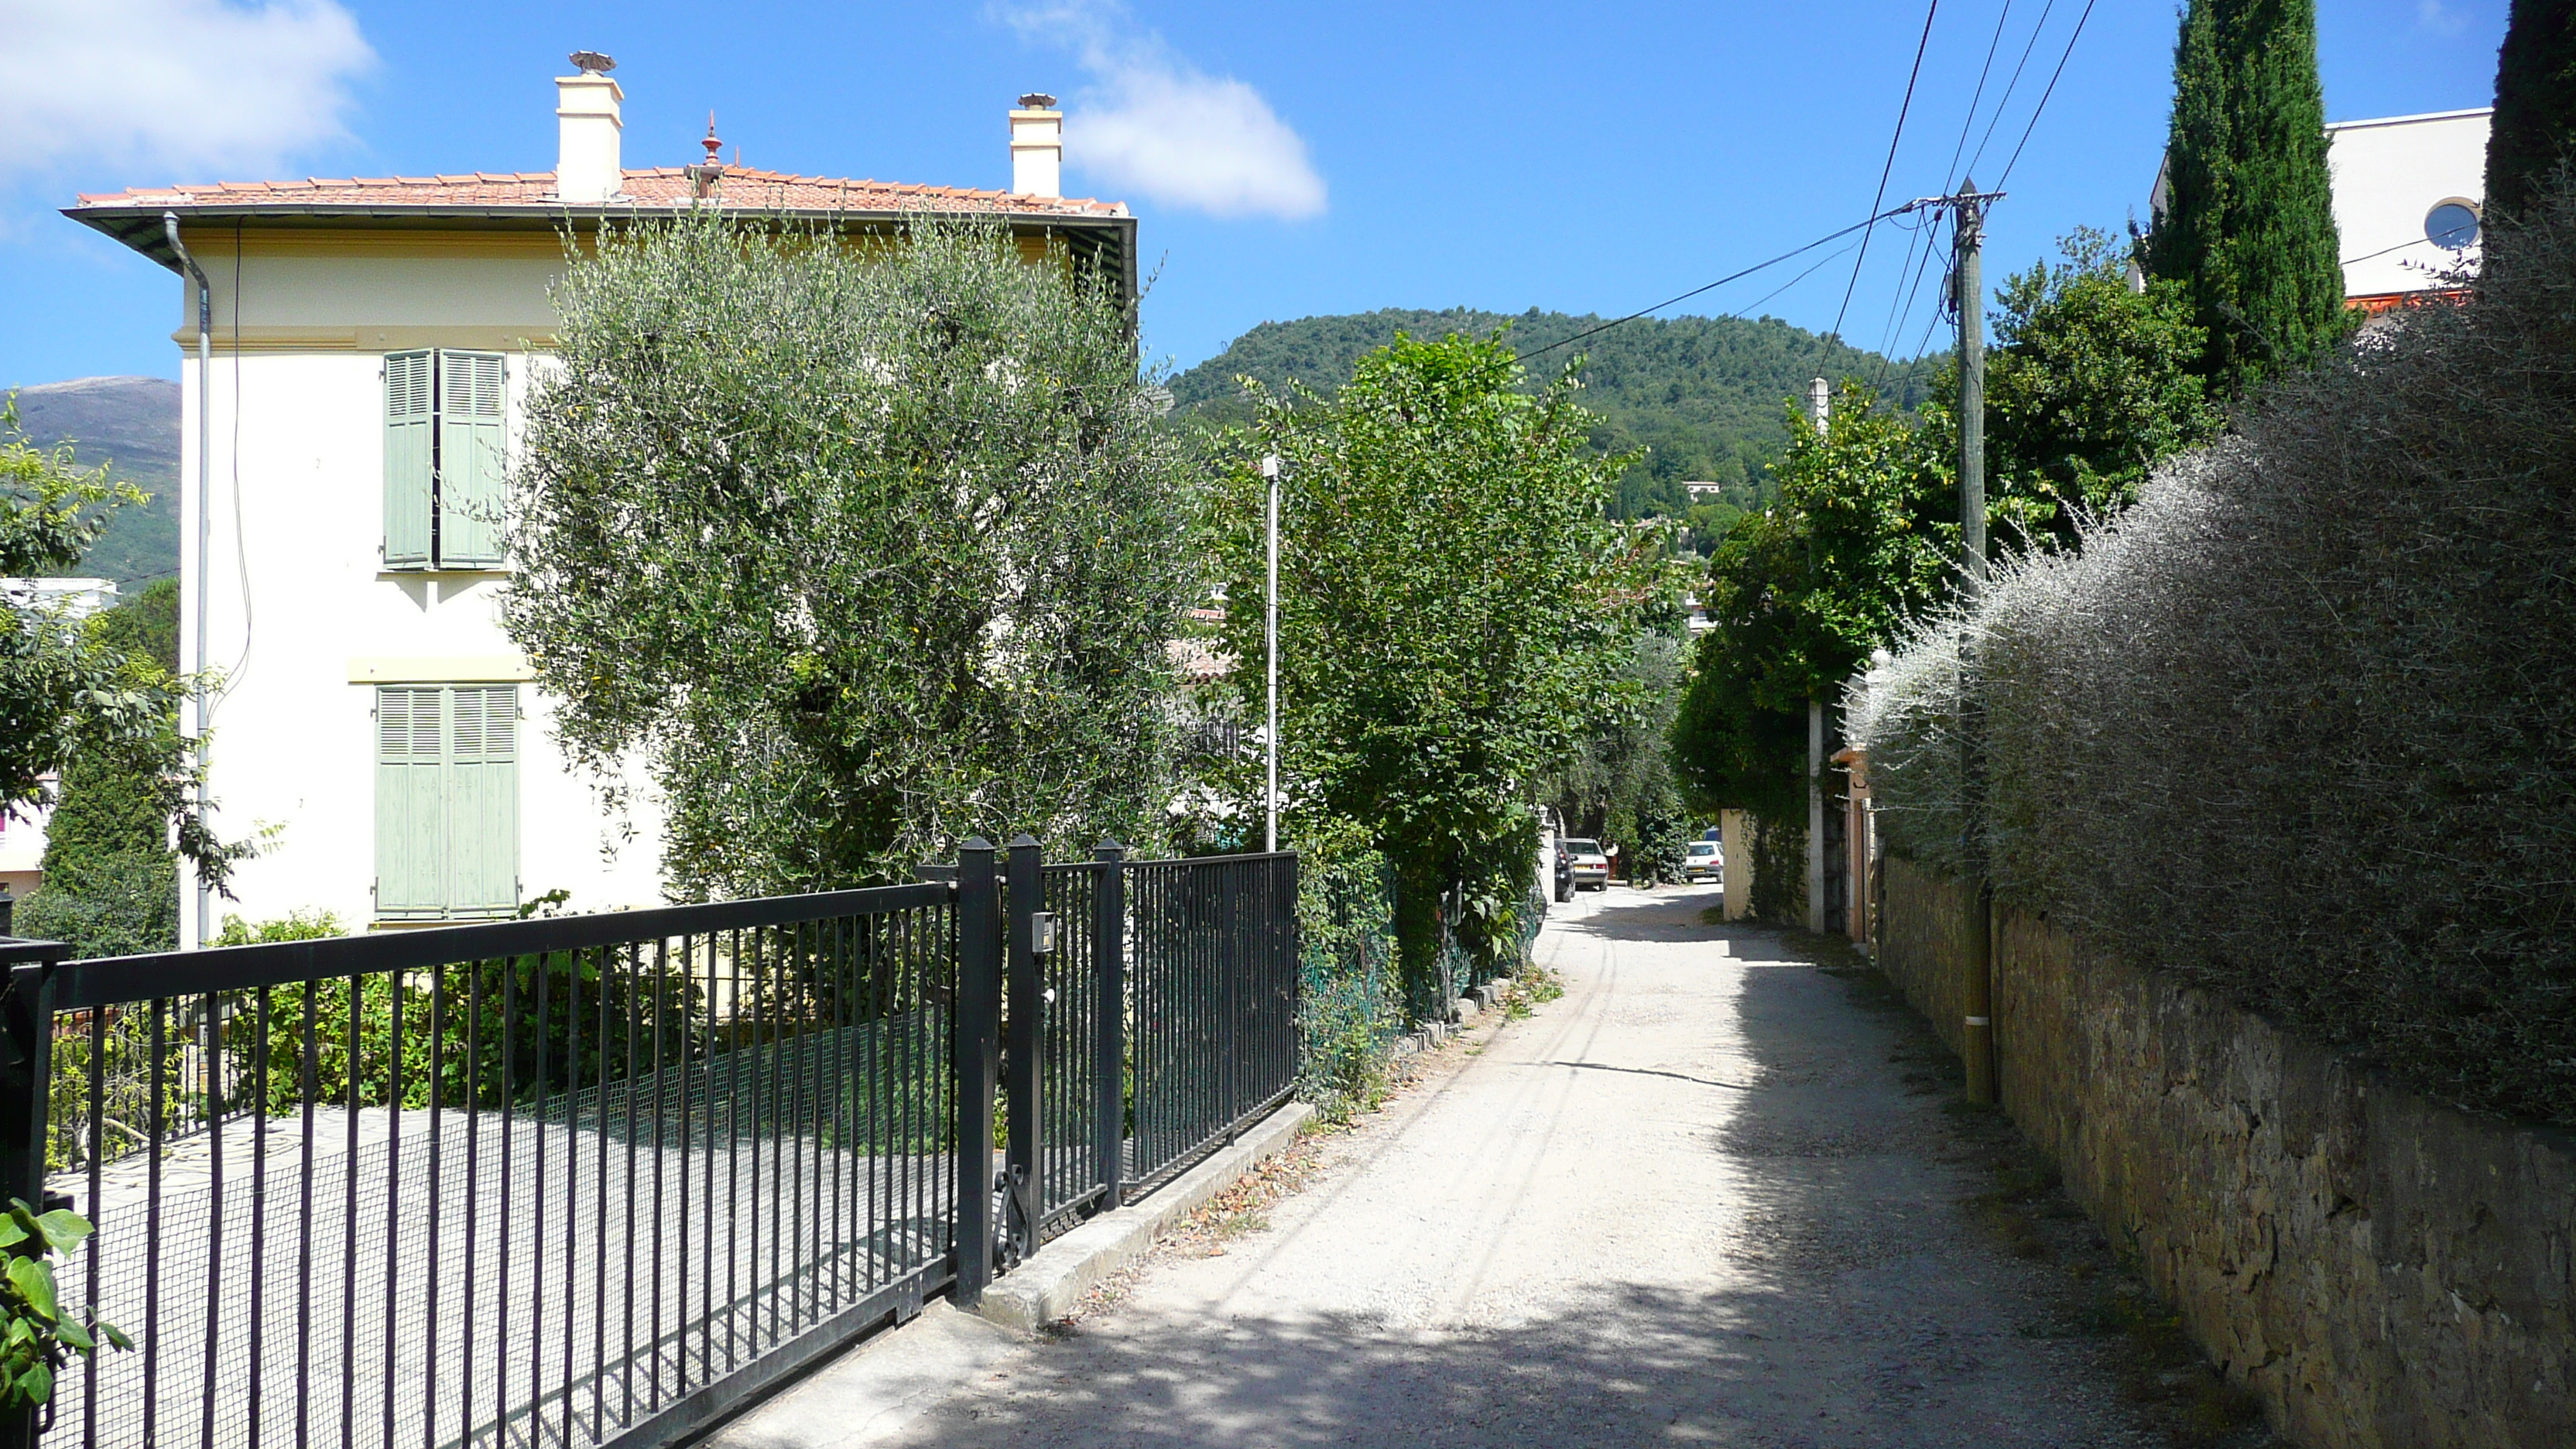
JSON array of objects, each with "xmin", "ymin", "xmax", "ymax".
[{"xmin": 975, "ymin": 1099, "xmax": 1317, "ymax": 1333}]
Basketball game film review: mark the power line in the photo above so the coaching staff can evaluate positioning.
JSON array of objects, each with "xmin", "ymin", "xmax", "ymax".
[
  {"xmin": 1874, "ymin": 211, "xmax": 1953, "ymax": 390},
  {"xmin": 1941, "ymin": 0, "xmax": 2017, "ymax": 191},
  {"xmin": 1831, "ymin": 0, "xmax": 1944, "ymax": 341},
  {"xmin": 1967, "ymin": 0, "xmax": 2057, "ymax": 180},
  {"xmin": 1995, "ymin": 0, "xmax": 2098, "ymax": 190},
  {"xmin": 1521, "ymin": 208, "xmax": 1909, "ymax": 363}
]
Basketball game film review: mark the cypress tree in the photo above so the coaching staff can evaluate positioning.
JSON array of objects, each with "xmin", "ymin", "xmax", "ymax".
[
  {"xmin": 2487, "ymin": 0, "xmax": 2576, "ymax": 223},
  {"xmin": 2146, "ymin": 0, "xmax": 2348, "ymax": 396}
]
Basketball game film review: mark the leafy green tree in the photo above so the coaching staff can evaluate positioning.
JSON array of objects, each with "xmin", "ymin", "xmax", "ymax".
[
  {"xmin": 2146, "ymin": 0, "xmax": 2348, "ymax": 396},
  {"xmin": 505, "ymin": 213, "xmax": 1194, "ymax": 896},
  {"xmin": 1986, "ymin": 229, "xmax": 2221, "ymax": 520},
  {"xmin": 1672, "ymin": 386, "xmax": 1951, "ymax": 920},
  {"xmin": 1213, "ymin": 331, "xmax": 1660, "ymax": 1007},
  {"xmin": 1548, "ymin": 629, "xmax": 1692, "ymax": 879},
  {"xmin": 3, "ymin": 405, "xmax": 239, "ymax": 930},
  {"xmin": 16, "ymin": 584, "xmax": 187, "ymax": 957},
  {"xmin": 2487, "ymin": 0, "xmax": 2576, "ymax": 224}
]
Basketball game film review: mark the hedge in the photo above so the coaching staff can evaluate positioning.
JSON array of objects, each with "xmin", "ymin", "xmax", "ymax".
[{"xmin": 1855, "ymin": 176, "xmax": 2576, "ymax": 1125}]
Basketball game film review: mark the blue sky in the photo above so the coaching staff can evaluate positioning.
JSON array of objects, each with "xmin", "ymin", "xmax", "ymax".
[{"xmin": 0, "ymin": 0, "xmax": 2515, "ymax": 391}]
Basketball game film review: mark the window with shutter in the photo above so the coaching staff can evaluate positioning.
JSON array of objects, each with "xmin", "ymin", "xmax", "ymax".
[
  {"xmin": 446, "ymin": 684, "xmax": 520, "ymax": 916},
  {"xmin": 373, "ymin": 684, "xmax": 519, "ymax": 920},
  {"xmin": 373, "ymin": 687, "xmax": 448, "ymax": 916},
  {"xmin": 438, "ymin": 351, "xmax": 509, "ymax": 568},
  {"xmin": 382, "ymin": 351, "xmax": 434, "ymax": 567}
]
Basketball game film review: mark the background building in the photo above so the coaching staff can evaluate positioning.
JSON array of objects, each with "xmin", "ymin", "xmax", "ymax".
[{"xmin": 64, "ymin": 60, "xmax": 1133, "ymax": 944}]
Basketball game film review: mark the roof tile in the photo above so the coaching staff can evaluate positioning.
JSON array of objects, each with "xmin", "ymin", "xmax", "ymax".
[{"xmin": 73, "ymin": 166, "xmax": 1125, "ymax": 218}]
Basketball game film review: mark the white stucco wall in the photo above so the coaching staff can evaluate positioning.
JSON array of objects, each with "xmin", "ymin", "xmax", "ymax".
[
  {"xmin": 2326, "ymin": 108, "xmax": 2491, "ymax": 300},
  {"xmin": 174, "ymin": 237, "xmax": 665, "ymax": 945}
]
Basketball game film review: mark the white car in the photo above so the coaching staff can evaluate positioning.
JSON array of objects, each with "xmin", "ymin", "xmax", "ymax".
[
  {"xmin": 1561, "ymin": 838, "xmax": 1612, "ymax": 890},
  {"xmin": 1683, "ymin": 840, "xmax": 1721, "ymax": 883}
]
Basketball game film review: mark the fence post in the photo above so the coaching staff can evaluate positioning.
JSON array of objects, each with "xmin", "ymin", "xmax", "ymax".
[
  {"xmin": 0, "ymin": 954, "xmax": 61, "ymax": 1449},
  {"xmin": 1092, "ymin": 840, "xmax": 1126, "ymax": 1211},
  {"xmin": 1278, "ymin": 851, "xmax": 1300, "ymax": 1101},
  {"xmin": 1003, "ymin": 835, "xmax": 1043, "ymax": 1265},
  {"xmin": 952, "ymin": 838, "xmax": 1001, "ymax": 1308}
]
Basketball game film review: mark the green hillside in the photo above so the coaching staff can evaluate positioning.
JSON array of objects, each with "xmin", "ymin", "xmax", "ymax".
[
  {"xmin": 1168, "ymin": 308, "xmax": 1941, "ymax": 521},
  {"xmin": 5, "ymin": 376, "xmax": 180, "ymax": 587}
]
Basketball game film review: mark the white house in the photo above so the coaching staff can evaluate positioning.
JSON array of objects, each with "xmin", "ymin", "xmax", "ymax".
[
  {"xmin": 2325, "ymin": 107, "xmax": 2490, "ymax": 310},
  {"xmin": 2151, "ymin": 107, "xmax": 2492, "ymax": 310},
  {"xmin": 64, "ymin": 60, "xmax": 1136, "ymax": 947}
]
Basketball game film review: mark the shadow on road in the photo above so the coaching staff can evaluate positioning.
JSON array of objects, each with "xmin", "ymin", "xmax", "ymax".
[{"xmin": 903, "ymin": 890, "xmax": 2178, "ymax": 1449}]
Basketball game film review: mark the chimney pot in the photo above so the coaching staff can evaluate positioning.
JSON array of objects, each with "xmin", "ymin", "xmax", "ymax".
[
  {"xmin": 557, "ymin": 62, "xmax": 625, "ymax": 204},
  {"xmin": 1010, "ymin": 94, "xmax": 1062, "ymax": 199}
]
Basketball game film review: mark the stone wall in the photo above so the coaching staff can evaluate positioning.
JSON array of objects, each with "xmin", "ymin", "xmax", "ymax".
[{"xmin": 1879, "ymin": 857, "xmax": 2576, "ymax": 1449}]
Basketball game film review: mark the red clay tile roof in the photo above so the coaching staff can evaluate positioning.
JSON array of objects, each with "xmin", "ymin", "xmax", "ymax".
[{"xmin": 72, "ymin": 166, "xmax": 1125, "ymax": 218}]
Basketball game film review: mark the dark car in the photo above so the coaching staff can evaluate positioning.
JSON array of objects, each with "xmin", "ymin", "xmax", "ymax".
[{"xmin": 1553, "ymin": 840, "xmax": 1575, "ymax": 902}]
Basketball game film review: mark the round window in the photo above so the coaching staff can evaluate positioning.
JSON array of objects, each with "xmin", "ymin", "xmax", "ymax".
[{"xmin": 2425, "ymin": 200, "xmax": 2481, "ymax": 250}]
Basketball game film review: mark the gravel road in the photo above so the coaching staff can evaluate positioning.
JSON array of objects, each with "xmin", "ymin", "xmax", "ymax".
[{"xmin": 878, "ymin": 883, "xmax": 2235, "ymax": 1448}]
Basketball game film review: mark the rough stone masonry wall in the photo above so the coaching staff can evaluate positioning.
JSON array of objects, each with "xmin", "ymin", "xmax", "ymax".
[{"xmin": 1879, "ymin": 856, "xmax": 2575, "ymax": 1449}]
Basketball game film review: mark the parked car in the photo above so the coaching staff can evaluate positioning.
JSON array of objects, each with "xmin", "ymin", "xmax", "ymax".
[
  {"xmin": 1561, "ymin": 838, "xmax": 1612, "ymax": 891},
  {"xmin": 1682, "ymin": 839, "xmax": 1721, "ymax": 883}
]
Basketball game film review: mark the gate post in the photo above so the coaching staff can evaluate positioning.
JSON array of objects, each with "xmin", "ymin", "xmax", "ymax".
[
  {"xmin": 0, "ymin": 952, "xmax": 62, "ymax": 1449},
  {"xmin": 1092, "ymin": 841, "xmax": 1126, "ymax": 1211},
  {"xmin": 1276, "ymin": 851, "xmax": 1300, "ymax": 1101},
  {"xmin": 952, "ymin": 839, "xmax": 1001, "ymax": 1307},
  {"xmin": 1003, "ymin": 836, "xmax": 1043, "ymax": 1264}
]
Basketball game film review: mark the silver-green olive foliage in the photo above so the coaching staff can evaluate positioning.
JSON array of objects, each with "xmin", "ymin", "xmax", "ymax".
[{"xmin": 507, "ymin": 214, "xmax": 1194, "ymax": 895}]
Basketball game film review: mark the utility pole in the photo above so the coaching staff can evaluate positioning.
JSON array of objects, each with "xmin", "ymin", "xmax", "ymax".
[
  {"xmin": 1805, "ymin": 379, "xmax": 1830, "ymax": 937},
  {"xmin": 1261, "ymin": 454, "xmax": 1281, "ymax": 855},
  {"xmin": 1952, "ymin": 178, "xmax": 1997, "ymax": 1107}
]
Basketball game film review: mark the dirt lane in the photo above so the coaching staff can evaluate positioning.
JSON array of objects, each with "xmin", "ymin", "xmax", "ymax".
[{"xmin": 872, "ymin": 884, "xmax": 2249, "ymax": 1448}]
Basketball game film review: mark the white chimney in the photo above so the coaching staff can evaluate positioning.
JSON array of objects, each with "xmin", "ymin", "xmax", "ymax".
[
  {"xmin": 1010, "ymin": 93, "xmax": 1062, "ymax": 198},
  {"xmin": 1807, "ymin": 377, "xmax": 1831, "ymax": 430},
  {"xmin": 557, "ymin": 53, "xmax": 625, "ymax": 204}
]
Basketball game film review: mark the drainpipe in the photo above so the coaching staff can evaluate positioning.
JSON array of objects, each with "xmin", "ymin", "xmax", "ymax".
[{"xmin": 164, "ymin": 213, "xmax": 213, "ymax": 951}]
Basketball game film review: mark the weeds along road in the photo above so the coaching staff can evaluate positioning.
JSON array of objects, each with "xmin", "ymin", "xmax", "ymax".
[{"xmin": 849, "ymin": 884, "xmax": 2254, "ymax": 1447}]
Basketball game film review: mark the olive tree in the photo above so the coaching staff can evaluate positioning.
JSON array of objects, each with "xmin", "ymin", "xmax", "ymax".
[{"xmin": 505, "ymin": 213, "xmax": 1194, "ymax": 896}]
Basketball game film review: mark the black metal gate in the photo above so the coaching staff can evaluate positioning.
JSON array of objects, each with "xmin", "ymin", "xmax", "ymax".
[{"xmin": 0, "ymin": 841, "xmax": 1297, "ymax": 1449}]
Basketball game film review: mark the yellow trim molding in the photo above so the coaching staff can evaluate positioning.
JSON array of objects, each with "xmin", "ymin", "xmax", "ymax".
[
  {"xmin": 348, "ymin": 656, "xmax": 536, "ymax": 684},
  {"xmin": 179, "ymin": 227, "xmax": 589, "ymax": 261},
  {"xmin": 170, "ymin": 326, "xmax": 556, "ymax": 353}
]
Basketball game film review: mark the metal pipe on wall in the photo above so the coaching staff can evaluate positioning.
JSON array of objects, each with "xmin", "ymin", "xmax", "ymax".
[{"xmin": 163, "ymin": 213, "xmax": 214, "ymax": 952}]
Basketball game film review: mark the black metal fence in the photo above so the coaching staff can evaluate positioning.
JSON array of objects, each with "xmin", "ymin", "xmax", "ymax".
[{"xmin": 0, "ymin": 840, "xmax": 1296, "ymax": 1449}]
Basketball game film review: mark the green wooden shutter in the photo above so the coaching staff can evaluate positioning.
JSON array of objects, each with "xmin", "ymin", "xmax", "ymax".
[
  {"xmin": 382, "ymin": 351, "xmax": 434, "ymax": 567},
  {"xmin": 445, "ymin": 685, "xmax": 520, "ymax": 916},
  {"xmin": 374, "ymin": 687, "xmax": 449, "ymax": 917},
  {"xmin": 437, "ymin": 351, "xmax": 509, "ymax": 568}
]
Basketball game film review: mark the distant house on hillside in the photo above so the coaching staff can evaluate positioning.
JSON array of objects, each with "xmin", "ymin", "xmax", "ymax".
[
  {"xmin": 64, "ymin": 57, "xmax": 1135, "ymax": 947},
  {"xmin": 2152, "ymin": 106, "xmax": 2491, "ymax": 313}
]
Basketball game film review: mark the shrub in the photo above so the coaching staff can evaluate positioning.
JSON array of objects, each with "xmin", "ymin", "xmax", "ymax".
[
  {"xmin": 1293, "ymin": 821, "xmax": 1403, "ymax": 1119},
  {"xmin": 1857, "ymin": 180, "xmax": 2576, "ymax": 1124}
]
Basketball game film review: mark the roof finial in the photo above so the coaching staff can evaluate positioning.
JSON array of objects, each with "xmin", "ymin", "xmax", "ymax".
[{"xmin": 687, "ymin": 112, "xmax": 728, "ymax": 200}]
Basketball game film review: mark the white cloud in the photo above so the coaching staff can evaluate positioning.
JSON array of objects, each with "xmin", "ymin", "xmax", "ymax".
[
  {"xmin": 1004, "ymin": 2, "xmax": 1326, "ymax": 221},
  {"xmin": 0, "ymin": 0, "xmax": 374, "ymax": 189},
  {"xmin": 2414, "ymin": 0, "xmax": 2469, "ymax": 36}
]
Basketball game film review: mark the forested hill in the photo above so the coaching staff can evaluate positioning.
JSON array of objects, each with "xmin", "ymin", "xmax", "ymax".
[
  {"xmin": 1167, "ymin": 308, "xmax": 1938, "ymax": 519},
  {"xmin": 6, "ymin": 376, "xmax": 180, "ymax": 587}
]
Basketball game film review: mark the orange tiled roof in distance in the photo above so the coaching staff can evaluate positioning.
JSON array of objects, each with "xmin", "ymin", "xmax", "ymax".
[{"xmin": 74, "ymin": 166, "xmax": 1125, "ymax": 218}]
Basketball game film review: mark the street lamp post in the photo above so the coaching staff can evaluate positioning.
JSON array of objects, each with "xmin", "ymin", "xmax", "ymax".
[{"xmin": 1261, "ymin": 454, "xmax": 1281, "ymax": 854}]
